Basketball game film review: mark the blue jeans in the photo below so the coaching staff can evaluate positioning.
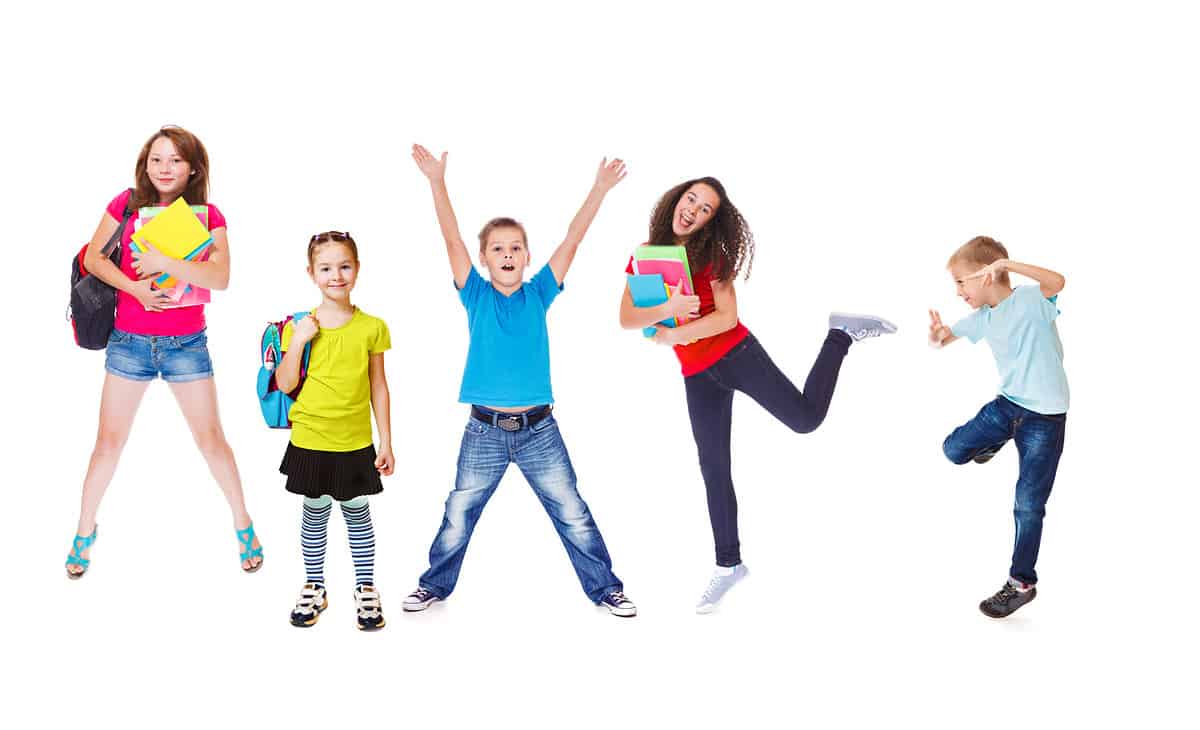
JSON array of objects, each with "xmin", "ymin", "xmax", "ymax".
[
  {"xmin": 104, "ymin": 328, "xmax": 214, "ymax": 382},
  {"xmin": 943, "ymin": 396, "xmax": 1067, "ymax": 585},
  {"xmin": 418, "ymin": 409, "xmax": 622, "ymax": 603}
]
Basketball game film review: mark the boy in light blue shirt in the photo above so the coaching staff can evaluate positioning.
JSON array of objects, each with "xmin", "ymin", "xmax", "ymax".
[
  {"xmin": 402, "ymin": 144, "xmax": 637, "ymax": 617},
  {"xmin": 929, "ymin": 236, "xmax": 1068, "ymax": 618}
]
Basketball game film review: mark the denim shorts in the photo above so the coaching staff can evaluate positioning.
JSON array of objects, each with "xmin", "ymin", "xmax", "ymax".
[{"xmin": 104, "ymin": 328, "xmax": 214, "ymax": 383}]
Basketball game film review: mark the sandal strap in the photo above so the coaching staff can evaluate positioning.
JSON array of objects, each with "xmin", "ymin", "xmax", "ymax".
[
  {"xmin": 236, "ymin": 523, "xmax": 263, "ymax": 561},
  {"xmin": 66, "ymin": 528, "xmax": 98, "ymax": 567}
]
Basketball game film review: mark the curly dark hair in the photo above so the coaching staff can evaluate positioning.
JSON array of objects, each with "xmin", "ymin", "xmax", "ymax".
[{"xmin": 647, "ymin": 177, "xmax": 754, "ymax": 282}]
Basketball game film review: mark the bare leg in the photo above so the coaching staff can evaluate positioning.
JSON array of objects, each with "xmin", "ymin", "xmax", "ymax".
[
  {"xmin": 69, "ymin": 373, "xmax": 153, "ymax": 576},
  {"xmin": 168, "ymin": 377, "xmax": 262, "ymax": 570}
]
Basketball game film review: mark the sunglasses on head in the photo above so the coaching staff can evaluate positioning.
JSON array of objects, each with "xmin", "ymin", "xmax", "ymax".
[{"xmin": 310, "ymin": 231, "xmax": 352, "ymax": 244}]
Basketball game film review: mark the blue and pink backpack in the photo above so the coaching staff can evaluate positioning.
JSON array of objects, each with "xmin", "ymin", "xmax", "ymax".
[{"xmin": 257, "ymin": 312, "xmax": 313, "ymax": 428}]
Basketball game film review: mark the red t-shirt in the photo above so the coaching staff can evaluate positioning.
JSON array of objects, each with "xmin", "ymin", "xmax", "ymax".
[
  {"xmin": 106, "ymin": 189, "xmax": 226, "ymax": 336},
  {"xmin": 625, "ymin": 248, "xmax": 749, "ymax": 377}
]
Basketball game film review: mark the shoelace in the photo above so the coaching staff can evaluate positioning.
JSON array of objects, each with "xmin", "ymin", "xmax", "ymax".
[
  {"xmin": 606, "ymin": 591, "xmax": 630, "ymax": 606},
  {"xmin": 409, "ymin": 588, "xmax": 435, "ymax": 602},
  {"xmin": 700, "ymin": 575, "xmax": 725, "ymax": 603},
  {"xmin": 989, "ymin": 583, "xmax": 1019, "ymax": 604}
]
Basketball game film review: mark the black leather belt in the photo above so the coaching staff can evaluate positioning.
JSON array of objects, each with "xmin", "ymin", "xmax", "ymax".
[{"xmin": 471, "ymin": 405, "xmax": 552, "ymax": 432}]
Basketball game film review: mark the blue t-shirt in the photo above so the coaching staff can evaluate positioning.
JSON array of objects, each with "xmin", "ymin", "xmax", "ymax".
[
  {"xmin": 951, "ymin": 285, "xmax": 1069, "ymax": 415},
  {"xmin": 457, "ymin": 263, "xmax": 562, "ymax": 407}
]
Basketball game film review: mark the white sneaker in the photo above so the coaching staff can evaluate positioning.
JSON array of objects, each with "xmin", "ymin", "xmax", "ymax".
[
  {"xmin": 402, "ymin": 587, "xmax": 441, "ymax": 612},
  {"xmin": 354, "ymin": 584, "xmax": 386, "ymax": 631},
  {"xmin": 829, "ymin": 312, "xmax": 897, "ymax": 341},
  {"xmin": 289, "ymin": 583, "xmax": 328, "ymax": 627},
  {"xmin": 696, "ymin": 564, "xmax": 749, "ymax": 614}
]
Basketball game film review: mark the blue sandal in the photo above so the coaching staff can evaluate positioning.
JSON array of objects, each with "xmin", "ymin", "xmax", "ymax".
[
  {"xmin": 66, "ymin": 527, "xmax": 98, "ymax": 580},
  {"xmin": 237, "ymin": 522, "xmax": 264, "ymax": 573}
]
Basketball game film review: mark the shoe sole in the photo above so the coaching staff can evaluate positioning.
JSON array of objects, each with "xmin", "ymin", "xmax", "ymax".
[
  {"xmin": 830, "ymin": 312, "xmax": 898, "ymax": 333},
  {"xmin": 357, "ymin": 617, "xmax": 386, "ymax": 631},
  {"xmin": 402, "ymin": 598, "xmax": 440, "ymax": 612},
  {"xmin": 601, "ymin": 606, "xmax": 637, "ymax": 618}
]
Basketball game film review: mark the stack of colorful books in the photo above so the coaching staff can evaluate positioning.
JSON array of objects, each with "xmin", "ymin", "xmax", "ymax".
[
  {"xmin": 130, "ymin": 198, "xmax": 214, "ymax": 309},
  {"xmin": 627, "ymin": 245, "xmax": 695, "ymax": 337}
]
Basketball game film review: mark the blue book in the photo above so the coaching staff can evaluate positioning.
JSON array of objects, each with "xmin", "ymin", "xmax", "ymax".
[{"xmin": 628, "ymin": 273, "xmax": 676, "ymax": 337}]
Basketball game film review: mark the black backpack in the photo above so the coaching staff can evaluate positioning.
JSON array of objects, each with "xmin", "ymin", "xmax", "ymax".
[{"xmin": 69, "ymin": 190, "xmax": 134, "ymax": 350}]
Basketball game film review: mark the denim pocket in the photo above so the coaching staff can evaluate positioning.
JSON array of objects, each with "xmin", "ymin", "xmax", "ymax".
[
  {"xmin": 108, "ymin": 329, "xmax": 132, "ymax": 345},
  {"xmin": 176, "ymin": 330, "xmax": 208, "ymax": 352},
  {"xmin": 464, "ymin": 419, "xmax": 489, "ymax": 435}
]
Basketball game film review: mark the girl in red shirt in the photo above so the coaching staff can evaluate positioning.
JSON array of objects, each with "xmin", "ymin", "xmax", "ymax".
[{"xmin": 619, "ymin": 176, "xmax": 895, "ymax": 613}]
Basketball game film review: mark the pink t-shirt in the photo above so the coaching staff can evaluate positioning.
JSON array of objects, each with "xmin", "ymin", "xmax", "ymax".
[{"xmin": 105, "ymin": 189, "xmax": 226, "ymax": 336}]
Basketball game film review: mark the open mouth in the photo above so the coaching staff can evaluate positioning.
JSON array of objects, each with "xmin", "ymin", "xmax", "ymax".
[
  {"xmin": 679, "ymin": 211, "xmax": 695, "ymax": 228},
  {"xmin": 500, "ymin": 264, "xmax": 515, "ymax": 272}
]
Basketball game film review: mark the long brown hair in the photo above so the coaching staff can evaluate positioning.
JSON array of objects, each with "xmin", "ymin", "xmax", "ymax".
[
  {"xmin": 131, "ymin": 126, "xmax": 210, "ymax": 210},
  {"xmin": 647, "ymin": 177, "xmax": 754, "ymax": 282}
]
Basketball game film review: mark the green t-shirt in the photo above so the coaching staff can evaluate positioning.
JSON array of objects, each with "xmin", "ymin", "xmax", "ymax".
[{"xmin": 282, "ymin": 308, "xmax": 391, "ymax": 451}]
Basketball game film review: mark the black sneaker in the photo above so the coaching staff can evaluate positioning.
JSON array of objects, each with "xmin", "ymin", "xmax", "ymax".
[
  {"xmin": 979, "ymin": 580, "xmax": 1036, "ymax": 618},
  {"xmin": 290, "ymin": 583, "xmax": 328, "ymax": 627},
  {"xmin": 972, "ymin": 444, "xmax": 1005, "ymax": 464},
  {"xmin": 597, "ymin": 591, "xmax": 637, "ymax": 617},
  {"xmin": 354, "ymin": 584, "xmax": 385, "ymax": 631}
]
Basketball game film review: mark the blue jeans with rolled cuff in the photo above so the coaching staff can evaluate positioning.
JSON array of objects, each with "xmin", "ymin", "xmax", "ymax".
[{"xmin": 943, "ymin": 396, "xmax": 1067, "ymax": 585}]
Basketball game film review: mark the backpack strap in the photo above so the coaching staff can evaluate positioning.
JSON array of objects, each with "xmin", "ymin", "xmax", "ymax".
[
  {"xmin": 99, "ymin": 187, "xmax": 136, "ymax": 264},
  {"xmin": 292, "ymin": 311, "xmax": 314, "ymax": 378}
]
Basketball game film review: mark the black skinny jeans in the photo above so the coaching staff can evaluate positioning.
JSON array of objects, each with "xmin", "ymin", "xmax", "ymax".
[{"xmin": 684, "ymin": 330, "xmax": 852, "ymax": 566}]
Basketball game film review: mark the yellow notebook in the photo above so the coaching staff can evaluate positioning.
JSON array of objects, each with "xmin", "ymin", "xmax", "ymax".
[{"xmin": 129, "ymin": 198, "xmax": 213, "ymax": 288}]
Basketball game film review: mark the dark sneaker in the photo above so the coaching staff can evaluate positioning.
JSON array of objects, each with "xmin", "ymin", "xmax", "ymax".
[
  {"xmin": 402, "ymin": 587, "xmax": 441, "ymax": 612},
  {"xmin": 354, "ymin": 584, "xmax": 386, "ymax": 631},
  {"xmin": 979, "ymin": 579, "xmax": 1037, "ymax": 618},
  {"xmin": 597, "ymin": 591, "xmax": 637, "ymax": 617},
  {"xmin": 290, "ymin": 583, "xmax": 328, "ymax": 627},
  {"xmin": 972, "ymin": 444, "xmax": 1005, "ymax": 464}
]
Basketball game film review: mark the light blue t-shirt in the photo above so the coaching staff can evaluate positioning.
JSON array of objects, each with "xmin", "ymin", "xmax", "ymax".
[
  {"xmin": 457, "ymin": 263, "xmax": 562, "ymax": 407},
  {"xmin": 951, "ymin": 285, "xmax": 1070, "ymax": 415}
]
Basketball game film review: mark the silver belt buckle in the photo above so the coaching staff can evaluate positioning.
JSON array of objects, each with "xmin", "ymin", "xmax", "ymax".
[{"xmin": 497, "ymin": 416, "xmax": 522, "ymax": 432}]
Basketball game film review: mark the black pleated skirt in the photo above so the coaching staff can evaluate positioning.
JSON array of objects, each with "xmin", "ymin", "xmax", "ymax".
[{"xmin": 280, "ymin": 443, "xmax": 384, "ymax": 500}]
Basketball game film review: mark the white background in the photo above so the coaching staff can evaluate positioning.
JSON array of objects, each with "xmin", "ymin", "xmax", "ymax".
[{"xmin": 3, "ymin": 1, "xmax": 1198, "ymax": 728}]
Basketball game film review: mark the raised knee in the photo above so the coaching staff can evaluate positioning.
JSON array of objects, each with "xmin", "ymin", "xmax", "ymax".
[{"xmin": 943, "ymin": 437, "xmax": 972, "ymax": 465}]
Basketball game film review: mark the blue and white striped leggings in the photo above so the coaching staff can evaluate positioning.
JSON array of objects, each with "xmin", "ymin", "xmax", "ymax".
[{"xmin": 301, "ymin": 495, "xmax": 376, "ymax": 586}]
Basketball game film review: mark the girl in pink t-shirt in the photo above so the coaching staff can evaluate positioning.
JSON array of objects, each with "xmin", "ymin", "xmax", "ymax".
[{"xmin": 65, "ymin": 126, "xmax": 264, "ymax": 578}]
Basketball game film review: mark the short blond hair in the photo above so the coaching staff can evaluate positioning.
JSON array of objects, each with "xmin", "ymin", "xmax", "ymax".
[
  {"xmin": 478, "ymin": 217, "xmax": 528, "ymax": 254},
  {"xmin": 948, "ymin": 236, "xmax": 1010, "ymax": 285}
]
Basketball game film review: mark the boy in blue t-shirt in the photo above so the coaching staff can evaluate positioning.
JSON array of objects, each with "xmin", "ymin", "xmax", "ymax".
[
  {"xmin": 929, "ymin": 236, "xmax": 1068, "ymax": 618},
  {"xmin": 403, "ymin": 144, "xmax": 636, "ymax": 617}
]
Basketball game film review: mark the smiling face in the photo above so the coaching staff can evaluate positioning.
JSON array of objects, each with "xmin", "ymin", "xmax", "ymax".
[
  {"xmin": 309, "ymin": 243, "xmax": 359, "ymax": 301},
  {"xmin": 672, "ymin": 183, "xmax": 721, "ymax": 239},
  {"xmin": 145, "ymin": 136, "xmax": 192, "ymax": 202},
  {"xmin": 480, "ymin": 226, "xmax": 529, "ymax": 289}
]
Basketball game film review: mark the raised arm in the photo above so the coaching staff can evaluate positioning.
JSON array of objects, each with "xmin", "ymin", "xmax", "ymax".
[
  {"xmin": 548, "ymin": 158, "xmax": 627, "ymax": 285},
  {"xmin": 971, "ymin": 258, "xmax": 1066, "ymax": 298},
  {"xmin": 412, "ymin": 144, "xmax": 473, "ymax": 289}
]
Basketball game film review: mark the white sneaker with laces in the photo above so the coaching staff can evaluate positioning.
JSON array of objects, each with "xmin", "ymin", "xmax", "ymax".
[
  {"xmin": 696, "ymin": 564, "xmax": 749, "ymax": 614},
  {"xmin": 829, "ymin": 312, "xmax": 898, "ymax": 342}
]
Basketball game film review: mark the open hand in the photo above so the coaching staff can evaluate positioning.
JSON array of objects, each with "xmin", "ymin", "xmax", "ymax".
[
  {"xmin": 595, "ymin": 157, "xmax": 628, "ymax": 191},
  {"xmin": 651, "ymin": 324, "xmax": 682, "ymax": 346},
  {"xmin": 130, "ymin": 278, "xmax": 170, "ymax": 312},
  {"xmin": 131, "ymin": 239, "xmax": 170, "ymax": 280},
  {"xmin": 928, "ymin": 309, "xmax": 952, "ymax": 347},
  {"xmin": 375, "ymin": 443, "xmax": 395, "ymax": 476},
  {"xmin": 411, "ymin": 144, "xmax": 447, "ymax": 182}
]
